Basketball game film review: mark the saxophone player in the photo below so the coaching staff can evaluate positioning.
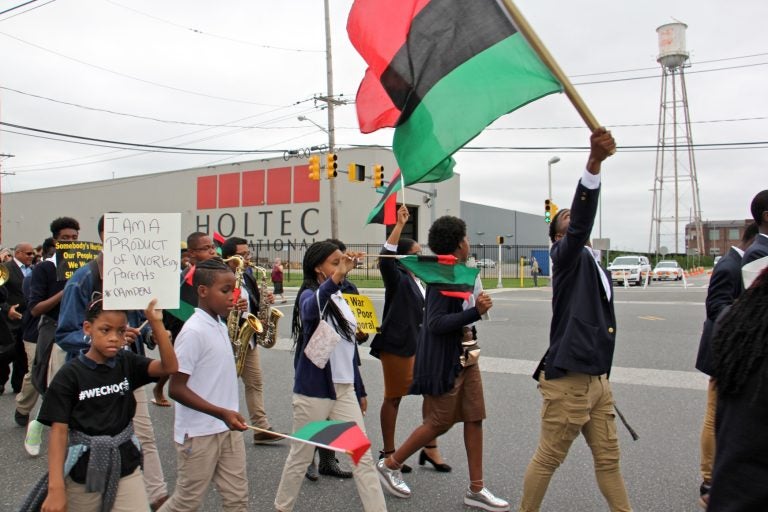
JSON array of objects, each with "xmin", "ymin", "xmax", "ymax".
[{"xmin": 221, "ymin": 237, "xmax": 284, "ymax": 445}]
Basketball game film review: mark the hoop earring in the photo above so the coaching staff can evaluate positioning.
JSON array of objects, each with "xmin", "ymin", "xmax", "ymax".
[{"xmin": 83, "ymin": 334, "xmax": 91, "ymax": 345}]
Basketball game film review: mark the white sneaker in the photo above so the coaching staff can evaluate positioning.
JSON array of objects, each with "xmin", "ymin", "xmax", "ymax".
[
  {"xmin": 464, "ymin": 487, "xmax": 510, "ymax": 512},
  {"xmin": 24, "ymin": 419, "xmax": 43, "ymax": 457}
]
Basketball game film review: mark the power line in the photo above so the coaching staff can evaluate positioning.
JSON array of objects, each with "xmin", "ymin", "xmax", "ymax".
[
  {"xmin": 103, "ymin": 0, "xmax": 324, "ymax": 53},
  {"xmin": 574, "ymin": 61, "xmax": 768, "ymax": 86},
  {"xmin": 0, "ymin": 85, "xmax": 321, "ymax": 129},
  {"xmin": 0, "ymin": 121, "xmax": 286, "ymax": 154},
  {"xmin": 0, "ymin": 0, "xmax": 39, "ymax": 17},
  {"xmin": 569, "ymin": 51, "xmax": 768, "ymax": 77},
  {"xmin": 0, "ymin": 31, "xmax": 281, "ymax": 106}
]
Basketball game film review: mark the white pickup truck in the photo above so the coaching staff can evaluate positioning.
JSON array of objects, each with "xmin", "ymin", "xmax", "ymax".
[{"xmin": 608, "ymin": 255, "xmax": 652, "ymax": 286}]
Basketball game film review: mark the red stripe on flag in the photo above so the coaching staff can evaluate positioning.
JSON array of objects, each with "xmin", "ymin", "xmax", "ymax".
[
  {"xmin": 440, "ymin": 290, "xmax": 472, "ymax": 300},
  {"xmin": 383, "ymin": 194, "xmax": 397, "ymax": 225},
  {"xmin": 436, "ymin": 255, "xmax": 457, "ymax": 265},
  {"xmin": 356, "ymin": 68, "xmax": 400, "ymax": 133},
  {"xmin": 348, "ymin": 1, "xmax": 430, "ymax": 133},
  {"xmin": 347, "ymin": 0, "xmax": 430, "ymax": 77},
  {"xmin": 213, "ymin": 232, "xmax": 226, "ymax": 245},
  {"xmin": 184, "ymin": 265, "xmax": 196, "ymax": 286},
  {"xmin": 328, "ymin": 424, "xmax": 371, "ymax": 465}
]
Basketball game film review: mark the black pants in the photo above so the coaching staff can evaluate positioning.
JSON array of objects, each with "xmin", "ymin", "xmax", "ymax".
[{"xmin": 0, "ymin": 329, "xmax": 28, "ymax": 393}]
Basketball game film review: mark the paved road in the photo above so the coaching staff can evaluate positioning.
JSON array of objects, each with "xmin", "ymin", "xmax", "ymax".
[{"xmin": 0, "ymin": 274, "xmax": 712, "ymax": 511}]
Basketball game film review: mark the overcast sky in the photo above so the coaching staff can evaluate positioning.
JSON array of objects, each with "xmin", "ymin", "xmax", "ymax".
[{"xmin": 1, "ymin": 0, "xmax": 766, "ymax": 251}]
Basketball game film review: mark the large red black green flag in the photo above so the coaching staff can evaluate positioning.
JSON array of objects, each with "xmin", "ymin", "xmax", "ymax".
[{"xmin": 348, "ymin": 0, "xmax": 562, "ymax": 186}]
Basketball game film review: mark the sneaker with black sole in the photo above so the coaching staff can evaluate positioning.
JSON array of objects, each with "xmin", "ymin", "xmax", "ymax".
[
  {"xmin": 375, "ymin": 459, "xmax": 411, "ymax": 498},
  {"xmin": 464, "ymin": 487, "xmax": 510, "ymax": 512}
]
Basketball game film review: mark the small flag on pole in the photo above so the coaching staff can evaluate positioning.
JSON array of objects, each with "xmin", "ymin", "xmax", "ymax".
[
  {"xmin": 250, "ymin": 420, "xmax": 371, "ymax": 465},
  {"xmin": 380, "ymin": 254, "xmax": 480, "ymax": 299},
  {"xmin": 367, "ymin": 168, "xmax": 402, "ymax": 225}
]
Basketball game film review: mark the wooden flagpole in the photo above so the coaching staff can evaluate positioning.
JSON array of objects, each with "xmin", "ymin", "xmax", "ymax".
[
  {"xmin": 499, "ymin": 0, "xmax": 601, "ymax": 132},
  {"xmin": 400, "ymin": 172, "xmax": 406, "ymax": 207}
]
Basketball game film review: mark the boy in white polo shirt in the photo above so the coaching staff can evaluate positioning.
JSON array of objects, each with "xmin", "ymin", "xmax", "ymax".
[{"xmin": 159, "ymin": 259, "xmax": 249, "ymax": 512}]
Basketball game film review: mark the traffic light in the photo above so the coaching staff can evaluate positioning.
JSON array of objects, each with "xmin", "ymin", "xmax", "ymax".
[
  {"xmin": 347, "ymin": 162, "xmax": 365, "ymax": 182},
  {"xmin": 496, "ymin": 236, "xmax": 504, "ymax": 245},
  {"xmin": 326, "ymin": 153, "xmax": 338, "ymax": 179},
  {"xmin": 373, "ymin": 164, "xmax": 384, "ymax": 188},
  {"xmin": 544, "ymin": 199, "xmax": 559, "ymax": 224},
  {"xmin": 308, "ymin": 156, "xmax": 320, "ymax": 181}
]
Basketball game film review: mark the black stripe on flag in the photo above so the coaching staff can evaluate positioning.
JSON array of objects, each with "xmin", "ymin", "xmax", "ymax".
[
  {"xmin": 380, "ymin": 0, "xmax": 516, "ymax": 125},
  {"xmin": 309, "ymin": 421, "xmax": 356, "ymax": 446}
]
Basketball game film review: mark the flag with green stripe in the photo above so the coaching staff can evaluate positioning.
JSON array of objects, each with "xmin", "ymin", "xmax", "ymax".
[
  {"xmin": 394, "ymin": 254, "xmax": 479, "ymax": 298},
  {"xmin": 348, "ymin": 0, "xmax": 562, "ymax": 186},
  {"xmin": 292, "ymin": 420, "xmax": 371, "ymax": 464}
]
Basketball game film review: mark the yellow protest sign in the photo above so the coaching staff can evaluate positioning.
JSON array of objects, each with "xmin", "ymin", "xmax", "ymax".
[
  {"xmin": 56, "ymin": 241, "xmax": 103, "ymax": 281},
  {"xmin": 342, "ymin": 293, "xmax": 379, "ymax": 334}
]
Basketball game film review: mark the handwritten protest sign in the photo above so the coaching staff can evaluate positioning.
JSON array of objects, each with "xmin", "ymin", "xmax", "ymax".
[
  {"xmin": 102, "ymin": 213, "xmax": 181, "ymax": 310},
  {"xmin": 342, "ymin": 293, "xmax": 379, "ymax": 334},
  {"xmin": 56, "ymin": 241, "xmax": 103, "ymax": 281}
]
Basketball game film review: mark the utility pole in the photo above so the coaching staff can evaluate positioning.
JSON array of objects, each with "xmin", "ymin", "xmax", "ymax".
[
  {"xmin": 323, "ymin": 0, "xmax": 339, "ymax": 239},
  {"xmin": 0, "ymin": 153, "xmax": 16, "ymax": 244}
]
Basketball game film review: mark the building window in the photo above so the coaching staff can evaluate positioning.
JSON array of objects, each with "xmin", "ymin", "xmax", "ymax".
[
  {"xmin": 709, "ymin": 229, "xmax": 720, "ymax": 241},
  {"xmin": 728, "ymin": 228, "xmax": 739, "ymax": 240},
  {"xmin": 709, "ymin": 247, "xmax": 721, "ymax": 256}
]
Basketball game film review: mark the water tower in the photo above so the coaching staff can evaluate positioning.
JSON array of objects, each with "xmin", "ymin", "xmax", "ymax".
[{"xmin": 648, "ymin": 22, "xmax": 704, "ymax": 257}]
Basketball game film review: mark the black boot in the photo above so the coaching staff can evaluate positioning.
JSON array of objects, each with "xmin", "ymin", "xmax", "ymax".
[{"xmin": 318, "ymin": 448, "xmax": 353, "ymax": 478}]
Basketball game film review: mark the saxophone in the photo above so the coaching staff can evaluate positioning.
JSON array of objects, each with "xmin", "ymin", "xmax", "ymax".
[
  {"xmin": 224, "ymin": 256, "xmax": 264, "ymax": 376},
  {"xmin": 249, "ymin": 264, "xmax": 284, "ymax": 349}
]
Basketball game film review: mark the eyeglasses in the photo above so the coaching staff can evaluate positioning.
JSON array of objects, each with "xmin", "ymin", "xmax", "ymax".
[
  {"xmin": 236, "ymin": 251, "xmax": 251, "ymax": 258},
  {"xmin": 24, "ymin": 252, "xmax": 35, "ymax": 256},
  {"xmin": 191, "ymin": 245, "xmax": 215, "ymax": 252}
]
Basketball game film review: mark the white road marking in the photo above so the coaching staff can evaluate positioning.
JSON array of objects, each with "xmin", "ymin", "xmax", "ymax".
[{"xmin": 270, "ymin": 338, "xmax": 707, "ymax": 391}]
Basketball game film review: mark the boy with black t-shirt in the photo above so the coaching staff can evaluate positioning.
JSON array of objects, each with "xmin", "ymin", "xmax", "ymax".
[{"xmin": 22, "ymin": 298, "xmax": 177, "ymax": 512}]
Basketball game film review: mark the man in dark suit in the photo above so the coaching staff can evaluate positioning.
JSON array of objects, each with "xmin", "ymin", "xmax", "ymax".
[
  {"xmin": 0, "ymin": 242, "xmax": 35, "ymax": 394},
  {"xmin": 742, "ymin": 190, "xmax": 768, "ymax": 267},
  {"xmin": 519, "ymin": 129, "xmax": 632, "ymax": 512},
  {"xmin": 694, "ymin": 222, "xmax": 757, "ymax": 506}
]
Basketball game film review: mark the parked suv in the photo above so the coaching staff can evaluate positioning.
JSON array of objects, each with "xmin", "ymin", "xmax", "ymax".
[{"xmin": 608, "ymin": 255, "xmax": 652, "ymax": 286}]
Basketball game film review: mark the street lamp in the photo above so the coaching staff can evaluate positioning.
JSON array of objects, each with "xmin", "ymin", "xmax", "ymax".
[
  {"xmin": 297, "ymin": 116, "xmax": 328, "ymax": 134},
  {"xmin": 547, "ymin": 156, "xmax": 560, "ymax": 200}
]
